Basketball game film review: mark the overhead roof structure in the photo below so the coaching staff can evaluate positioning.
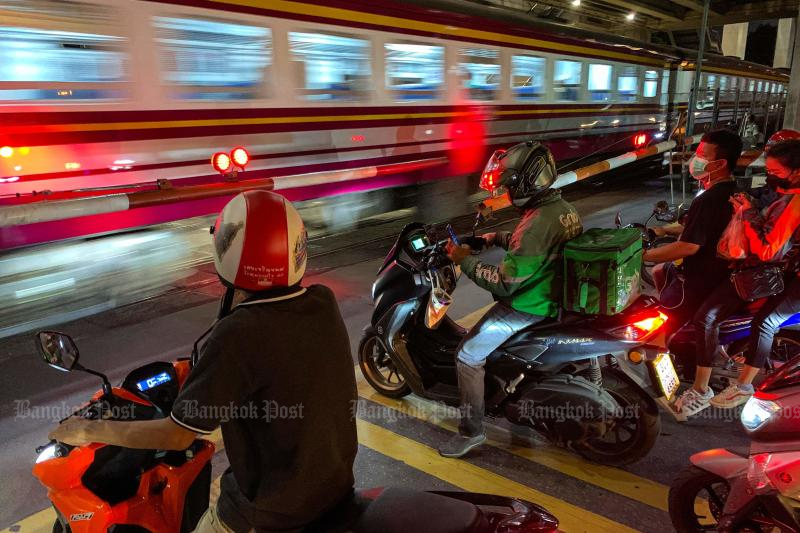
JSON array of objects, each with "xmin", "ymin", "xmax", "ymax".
[{"xmin": 471, "ymin": 0, "xmax": 800, "ymax": 35}]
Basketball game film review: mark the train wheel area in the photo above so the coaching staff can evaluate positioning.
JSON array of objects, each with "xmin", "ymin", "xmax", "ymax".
[{"xmin": 0, "ymin": 176, "xmax": 750, "ymax": 533}]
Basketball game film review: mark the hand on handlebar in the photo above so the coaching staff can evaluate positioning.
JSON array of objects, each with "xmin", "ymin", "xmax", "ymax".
[
  {"xmin": 446, "ymin": 239, "xmax": 472, "ymax": 265},
  {"xmin": 49, "ymin": 416, "xmax": 95, "ymax": 447},
  {"xmin": 460, "ymin": 235, "xmax": 488, "ymax": 252}
]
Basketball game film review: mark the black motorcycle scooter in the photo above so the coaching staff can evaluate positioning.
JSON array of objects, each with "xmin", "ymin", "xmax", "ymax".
[{"xmin": 359, "ymin": 221, "xmax": 679, "ymax": 466}]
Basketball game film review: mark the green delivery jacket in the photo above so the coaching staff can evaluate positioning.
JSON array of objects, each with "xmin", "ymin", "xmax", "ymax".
[{"xmin": 460, "ymin": 190, "xmax": 583, "ymax": 317}]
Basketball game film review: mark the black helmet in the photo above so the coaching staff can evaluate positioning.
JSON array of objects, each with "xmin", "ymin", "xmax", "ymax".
[{"xmin": 483, "ymin": 141, "xmax": 557, "ymax": 208}]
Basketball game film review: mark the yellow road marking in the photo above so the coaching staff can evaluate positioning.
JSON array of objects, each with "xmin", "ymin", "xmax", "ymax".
[
  {"xmin": 355, "ymin": 418, "xmax": 637, "ymax": 533},
  {"xmin": 356, "ymin": 378, "xmax": 669, "ymax": 512}
]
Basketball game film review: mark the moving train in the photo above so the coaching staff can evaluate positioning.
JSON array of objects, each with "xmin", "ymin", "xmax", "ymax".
[{"xmin": 0, "ymin": 0, "xmax": 789, "ymax": 249}]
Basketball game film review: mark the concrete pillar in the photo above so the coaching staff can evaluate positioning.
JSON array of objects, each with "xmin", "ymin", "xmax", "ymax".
[
  {"xmin": 722, "ymin": 22, "xmax": 748, "ymax": 59},
  {"xmin": 783, "ymin": 15, "xmax": 800, "ymax": 130},
  {"xmin": 774, "ymin": 18, "xmax": 795, "ymax": 69}
]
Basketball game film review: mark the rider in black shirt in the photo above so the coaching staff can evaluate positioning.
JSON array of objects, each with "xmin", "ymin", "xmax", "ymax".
[
  {"xmin": 643, "ymin": 129, "xmax": 742, "ymax": 418},
  {"xmin": 51, "ymin": 191, "xmax": 359, "ymax": 532}
]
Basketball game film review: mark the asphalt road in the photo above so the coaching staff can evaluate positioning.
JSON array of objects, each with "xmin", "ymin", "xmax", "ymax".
[{"xmin": 0, "ymin": 179, "xmax": 750, "ymax": 533}]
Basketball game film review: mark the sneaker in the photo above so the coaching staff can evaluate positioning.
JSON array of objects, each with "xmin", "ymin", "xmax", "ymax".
[
  {"xmin": 673, "ymin": 387, "xmax": 714, "ymax": 418},
  {"xmin": 710, "ymin": 383, "xmax": 754, "ymax": 409},
  {"xmin": 438, "ymin": 433, "xmax": 486, "ymax": 458}
]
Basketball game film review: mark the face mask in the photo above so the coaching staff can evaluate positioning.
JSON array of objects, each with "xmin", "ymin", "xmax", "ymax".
[
  {"xmin": 689, "ymin": 155, "xmax": 711, "ymax": 179},
  {"xmin": 766, "ymin": 173, "xmax": 792, "ymax": 190}
]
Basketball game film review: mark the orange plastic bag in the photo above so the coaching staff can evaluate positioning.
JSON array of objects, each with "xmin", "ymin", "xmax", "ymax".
[{"xmin": 717, "ymin": 210, "xmax": 749, "ymax": 260}]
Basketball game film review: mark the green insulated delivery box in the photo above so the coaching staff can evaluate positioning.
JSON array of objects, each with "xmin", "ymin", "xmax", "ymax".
[{"xmin": 563, "ymin": 228, "xmax": 642, "ymax": 315}]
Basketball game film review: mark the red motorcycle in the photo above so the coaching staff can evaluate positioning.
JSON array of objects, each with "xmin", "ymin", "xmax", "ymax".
[{"xmin": 34, "ymin": 330, "xmax": 560, "ymax": 533}]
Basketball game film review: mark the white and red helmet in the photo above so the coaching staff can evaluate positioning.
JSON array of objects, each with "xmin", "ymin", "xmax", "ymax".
[{"xmin": 212, "ymin": 190, "xmax": 307, "ymax": 291}]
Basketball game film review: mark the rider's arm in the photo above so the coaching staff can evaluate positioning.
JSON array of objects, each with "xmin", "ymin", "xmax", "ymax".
[
  {"xmin": 50, "ymin": 416, "xmax": 197, "ymax": 450},
  {"xmin": 643, "ymin": 241, "xmax": 699, "ymax": 263},
  {"xmin": 653, "ymin": 224, "xmax": 683, "ymax": 237},
  {"xmin": 460, "ymin": 252, "xmax": 545, "ymax": 298},
  {"xmin": 494, "ymin": 231, "xmax": 512, "ymax": 250}
]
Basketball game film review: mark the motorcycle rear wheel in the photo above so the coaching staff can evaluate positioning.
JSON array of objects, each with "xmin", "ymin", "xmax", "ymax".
[
  {"xmin": 359, "ymin": 335, "xmax": 411, "ymax": 398},
  {"xmin": 572, "ymin": 369, "xmax": 660, "ymax": 466}
]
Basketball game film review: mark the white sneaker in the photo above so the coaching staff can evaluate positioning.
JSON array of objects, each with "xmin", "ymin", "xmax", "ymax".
[
  {"xmin": 710, "ymin": 383, "xmax": 754, "ymax": 409},
  {"xmin": 673, "ymin": 387, "xmax": 714, "ymax": 418}
]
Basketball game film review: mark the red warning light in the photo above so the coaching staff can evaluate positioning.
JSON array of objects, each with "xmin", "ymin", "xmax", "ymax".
[
  {"xmin": 633, "ymin": 133, "xmax": 648, "ymax": 149},
  {"xmin": 231, "ymin": 147, "xmax": 250, "ymax": 168},
  {"xmin": 212, "ymin": 152, "xmax": 232, "ymax": 174}
]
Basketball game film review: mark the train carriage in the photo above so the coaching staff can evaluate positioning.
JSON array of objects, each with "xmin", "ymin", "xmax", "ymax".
[{"xmin": 0, "ymin": 0, "xmax": 789, "ymax": 248}]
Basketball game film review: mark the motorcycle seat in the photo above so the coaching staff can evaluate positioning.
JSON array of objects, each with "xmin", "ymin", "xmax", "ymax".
[{"xmin": 353, "ymin": 487, "xmax": 488, "ymax": 533}]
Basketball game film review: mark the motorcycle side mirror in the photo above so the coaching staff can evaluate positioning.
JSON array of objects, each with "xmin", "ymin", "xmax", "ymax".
[
  {"xmin": 473, "ymin": 202, "xmax": 492, "ymax": 232},
  {"xmin": 36, "ymin": 331, "xmax": 113, "ymax": 395},
  {"xmin": 614, "ymin": 212, "xmax": 623, "ymax": 228},
  {"xmin": 36, "ymin": 331, "xmax": 79, "ymax": 372}
]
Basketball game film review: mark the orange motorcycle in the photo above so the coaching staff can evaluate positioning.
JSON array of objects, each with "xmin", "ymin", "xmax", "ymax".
[{"xmin": 33, "ymin": 331, "xmax": 213, "ymax": 533}]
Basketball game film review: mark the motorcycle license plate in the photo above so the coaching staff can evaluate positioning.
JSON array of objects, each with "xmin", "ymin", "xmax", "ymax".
[{"xmin": 652, "ymin": 353, "xmax": 680, "ymax": 401}]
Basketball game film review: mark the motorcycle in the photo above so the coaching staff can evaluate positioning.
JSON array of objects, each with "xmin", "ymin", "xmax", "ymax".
[
  {"xmin": 33, "ymin": 331, "xmax": 214, "ymax": 533},
  {"xmin": 359, "ymin": 221, "xmax": 680, "ymax": 466},
  {"xmin": 627, "ymin": 202, "xmax": 800, "ymax": 390},
  {"xmin": 34, "ymin": 331, "xmax": 561, "ymax": 533},
  {"xmin": 668, "ymin": 353, "xmax": 800, "ymax": 532}
]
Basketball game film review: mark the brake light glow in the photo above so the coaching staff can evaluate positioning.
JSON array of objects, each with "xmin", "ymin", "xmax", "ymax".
[
  {"xmin": 633, "ymin": 133, "xmax": 648, "ymax": 149},
  {"xmin": 0, "ymin": 146, "xmax": 12, "ymax": 158},
  {"xmin": 231, "ymin": 147, "xmax": 250, "ymax": 168},
  {"xmin": 614, "ymin": 312, "xmax": 668, "ymax": 341},
  {"xmin": 212, "ymin": 152, "xmax": 232, "ymax": 174}
]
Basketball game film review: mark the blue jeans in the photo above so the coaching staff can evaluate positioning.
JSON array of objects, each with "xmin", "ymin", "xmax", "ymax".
[{"xmin": 455, "ymin": 302, "xmax": 544, "ymax": 437}]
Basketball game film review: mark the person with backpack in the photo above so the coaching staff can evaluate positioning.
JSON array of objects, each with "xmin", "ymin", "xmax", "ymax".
[{"xmin": 439, "ymin": 141, "xmax": 582, "ymax": 458}]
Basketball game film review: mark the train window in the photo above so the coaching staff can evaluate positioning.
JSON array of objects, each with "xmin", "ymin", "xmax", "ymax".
[
  {"xmin": 587, "ymin": 64, "xmax": 612, "ymax": 102},
  {"xmin": 706, "ymin": 75, "xmax": 717, "ymax": 88},
  {"xmin": 660, "ymin": 70, "xmax": 670, "ymax": 105},
  {"xmin": 154, "ymin": 17, "xmax": 271, "ymax": 100},
  {"xmin": 511, "ymin": 55, "xmax": 545, "ymax": 101},
  {"xmin": 719, "ymin": 76, "xmax": 728, "ymax": 91},
  {"xmin": 0, "ymin": 1, "xmax": 128, "ymax": 101},
  {"xmin": 748, "ymin": 79, "xmax": 755, "ymax": 92},
  {"xmin": 385, "ymin": 42, "xmax": 444, "ymax": 102},
  {"xmin": 617, "ymin": 66, "xmax": 639, "ymax": 102},
  {"xmin": 643, "ymin": 70, "xmax": 658, "ymax": 98},
  {"xmin": 289, "ymin": 32, "xmax": 370, "ymax": 102},
  {"xmin": 729, "ymin": 77, "xmax": 738, "ymax": 90},
  {"xmin": 757, "ymin": 80, "xmax": 763, "ymax": 92},
  {"xmin": 458, "ymin": 48, "xmax": 499, "ymax": 101},
  {"xmin": 554, "ymin": 60, "xmax": 582, "ymax": 102}
]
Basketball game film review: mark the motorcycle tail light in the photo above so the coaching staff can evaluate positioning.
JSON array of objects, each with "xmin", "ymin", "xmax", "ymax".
[
  {"xmin": 747, "ymin": 453, "xmax": 775, "ymax": 494},
  {"xmin": 612, "ymin": 312, "xmax": 668, "ymax": 341}
]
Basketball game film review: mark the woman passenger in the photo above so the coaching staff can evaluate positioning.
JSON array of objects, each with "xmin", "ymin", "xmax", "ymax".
[{"xmin": 712, "ymin": 139, "xmax": 800, "ymax": 408}]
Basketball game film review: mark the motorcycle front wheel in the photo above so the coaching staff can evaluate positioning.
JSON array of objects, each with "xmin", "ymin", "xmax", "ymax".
[
  {"xmin": 668, "ymin": 465, "xmax": 729, "ymax": 532},
  {"xmin": 358, "ymin": 335, "xmax": 411, "ymax": 398},
  {"xmin": 572, "ymin": 369, "xmax": 660, "ymax": 466}
]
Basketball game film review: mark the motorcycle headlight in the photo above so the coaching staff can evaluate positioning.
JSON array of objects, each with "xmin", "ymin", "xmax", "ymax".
[
  {"xmin": 741, "ymin": 397, "xmax": 781, "ymax": 432},
  {"xmin": 36, "ymin": 443, "xmax": 59, "ymax": 464}
]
